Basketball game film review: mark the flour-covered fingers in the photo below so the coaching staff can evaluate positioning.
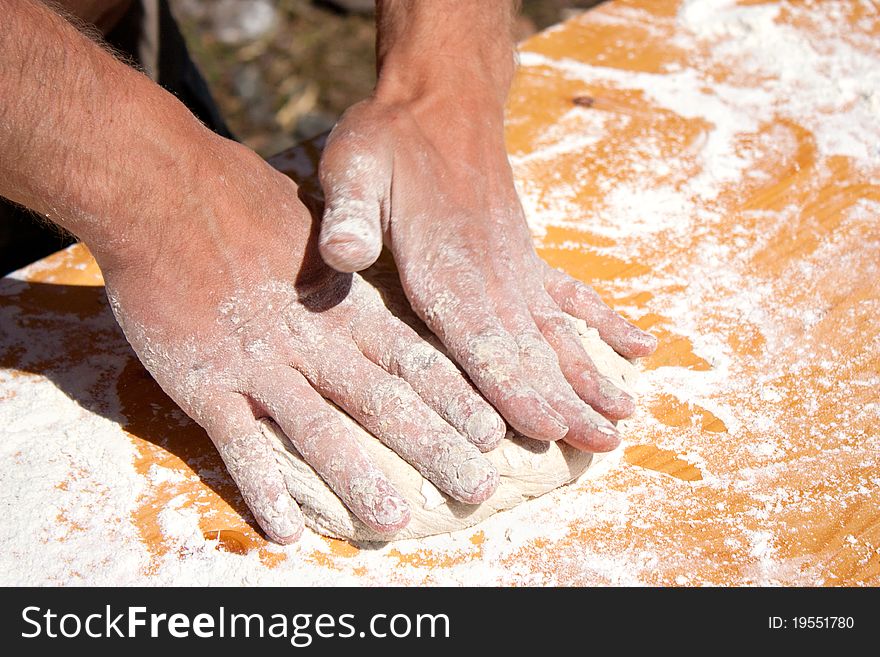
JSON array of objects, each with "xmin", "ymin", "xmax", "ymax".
[
  {"xmin": 352, "ymin": 306, "xmax": 505, "ymax": 452},
  {"xmin": 543, "ymin": 264, "xmax": 657, "ymax": 359},
  {"xmin": 531, "ymin": 300, "xmax": 635, "ymax": 421},
  {"xmin": 301, "ymin": 346, "xmax": 498, "ymax": 504},
  {"xmin": 424, "ymin": 296, "xmax": 569, "ymax": 442},
  {"xmin": 201, "ymin": 393, "xmax": 305, "ymax": 544},
  {"xmin": 249, "ymin": 366, "xmax": 410, "ymax": 533},
  {"xmin": 318, "ymin": 122, "xmax": 386, "ymax": 273},
  {"xmin": 508, "ymin": 321, "xmax": 622, "ymax": 453}
]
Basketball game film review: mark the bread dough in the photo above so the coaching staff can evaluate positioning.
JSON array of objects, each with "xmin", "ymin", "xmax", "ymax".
[{"xmin": 262, "ymin": 317, "xmax": 637, "ymax": 542}]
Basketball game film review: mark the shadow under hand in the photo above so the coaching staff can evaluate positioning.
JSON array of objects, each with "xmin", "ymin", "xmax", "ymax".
[
  {"xmin": 0, "ymin": 276, "xmax": 267, "ymax": 556},
  {"xmin": 292, "ymin": 208, "xmax": 354, "ymax": 314}
]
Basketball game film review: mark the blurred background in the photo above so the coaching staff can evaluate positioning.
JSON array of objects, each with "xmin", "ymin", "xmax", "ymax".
[{"xmin": 171, "ymin": 0, "xmax": 606, "ymax": 156}]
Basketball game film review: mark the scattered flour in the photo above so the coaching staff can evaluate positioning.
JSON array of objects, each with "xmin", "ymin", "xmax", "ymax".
[{"xmin": 0, "ymin": 0, "xmax": 878, "ymax": 585}]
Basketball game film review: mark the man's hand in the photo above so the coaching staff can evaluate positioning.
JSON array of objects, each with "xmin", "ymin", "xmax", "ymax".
[
  {"xmin": 317, "ymin": 1, "xmax": 657, "ymax": 452},
  {"xmin": 0, "ymin": 0, "xmax": 502, "ymax": 543}
]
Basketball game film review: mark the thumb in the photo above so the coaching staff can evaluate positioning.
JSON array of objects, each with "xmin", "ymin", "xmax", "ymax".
[{"xmin": 318, "ymin": 134, "xmax": 385, "ymax": 273}]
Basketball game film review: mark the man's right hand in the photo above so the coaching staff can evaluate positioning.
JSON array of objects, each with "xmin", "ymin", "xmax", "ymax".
[{"xmin": 0, "ymin": 0, "xmax": 502, "ymax": 543}]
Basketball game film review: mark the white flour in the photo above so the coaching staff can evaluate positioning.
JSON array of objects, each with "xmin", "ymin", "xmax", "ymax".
[{"xmin": 1, "ymin": 0, "xmax": 878, "ymax": 585}]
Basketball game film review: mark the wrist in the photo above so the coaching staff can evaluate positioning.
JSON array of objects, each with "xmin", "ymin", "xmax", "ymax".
[
  {"xmin": 374, "ymin": 0, "xmax": 517, "ymax": 109},
  {"xmin": 0, "ymin": 0, "xmax": 232, "ymax": 276},
  {"xmin": 375, "ymin": 59, "xmax": 513, "ymax": 120},
  {"xmin": 80, "ymin": 87, "xmax": 226, "ymax": 274}
]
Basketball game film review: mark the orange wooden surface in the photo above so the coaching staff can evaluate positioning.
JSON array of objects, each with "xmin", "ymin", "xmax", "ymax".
[{"xmin": 1, "ymin": 0, "xmax": 877, "ymax": 584}]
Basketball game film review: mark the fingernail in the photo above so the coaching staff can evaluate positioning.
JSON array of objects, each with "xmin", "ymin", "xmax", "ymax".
[
  {"xmin": 318, "ymin": 233, "xmax": 378, "ymax": 272},
  {"xmin": 371, "ymin": 494, "xmax": 411, "ymax": 532},
  {"xmin": 273, "ymin": 525, "xmax": 304, "ymax": 544},
  {"xmin": 537, "ymin": 397, "xmax": 569, "ymax": 435},
  {"xmin": 599, "ymin": 377, "xmax": 635, "ymax": 415},
  {"xmin": 262, "ymin": 496, "xmax": 304, "ymax": 543},
  {"xmin": 636, "ymin": 329, "xmax": 658, "ymax": 351},
  {"xmin": 465, "ymin": 408, "xmax": 506, "ymax": 451},
  {"xmin": 351, "ymin": 478, "xmax": 411, "ymax": 532},
  {"xmin": 599, "ymin": 377, "xmax": 624, "ymax": 398},
  {"xmin": 455, "ymin": 457, "xmax": 499, "ymax": 504},
  {"xmin": 595, "ymin": 422, "xmax": 620, "ymax": 437}
]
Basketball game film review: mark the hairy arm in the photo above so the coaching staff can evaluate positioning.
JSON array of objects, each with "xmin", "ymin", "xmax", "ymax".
[
  {"xmin": 0, "ymin": 0, "xmax": 210, "ymax": 270},
  {"xmin": 0, "ymin": 0, "xmax": 506, "ymax": 543},
  {"xmin": 375, "ymin": 0, "xmax": 517, "ymax": 105}
]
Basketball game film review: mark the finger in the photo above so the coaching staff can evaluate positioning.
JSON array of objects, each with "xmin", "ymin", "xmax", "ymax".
[
  {"xmin": 351, "ymin": 287, "xmax": 506, "ymax": 451},
  {"xmin": 300, "ymin": 343, "xmax": 499, "ymax": 504},
  {"xmin": 249, "ymin": 366, "xmax": 410, "ymax": 534},
  {"xmin": 530, "ymin": 296, "xmax": 635, "ymax": 421},
  {"xmin": 418, "ymin": 283, "xmax": 569, "ymax": 442},
  {"xmin": 317, "ymin": 130, "xmax": 385, "ymax": 272},
  {"xmin": 543, "ymin": 263, "xmax": 657, "ymax": 359},
  {"xmin": 200, "ymin": 393, "xmax": 304, "ymax": 544},
  {"xmin": 517, "ymin": 330, "xmax": 622, "ymax": 452},
  {"xmin": 496, "ymin": 299, "xmax": 623, "ymax": 453}
]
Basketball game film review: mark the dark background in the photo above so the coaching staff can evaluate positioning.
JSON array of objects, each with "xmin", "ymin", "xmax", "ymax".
[{"xmin": 171, "ymin": 0, "xmax": 607, "ymax": 156}]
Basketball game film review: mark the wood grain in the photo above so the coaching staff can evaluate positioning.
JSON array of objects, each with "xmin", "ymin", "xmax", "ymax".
[{"xmin": 2, "ymin": 0, "xmax": 877, "ymax": 584}]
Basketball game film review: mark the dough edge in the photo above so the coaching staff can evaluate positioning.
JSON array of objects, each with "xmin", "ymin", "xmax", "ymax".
[{"xmin": 263, "ymin": 321, "xmax": 637, "ymax": 542}]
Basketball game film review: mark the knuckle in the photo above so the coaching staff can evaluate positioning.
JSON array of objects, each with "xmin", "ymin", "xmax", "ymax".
[
  {"xmin": 538, "ymin": 312, "xmax": 573, "ymax": 336},
  {"xmin": 419, "ymin": 290, "xmax": 461, "ymax": 325},
  {"xmin": 516, "ymin": 331, "xmax": 554, "ymax": 357},
  {"xmin": 395, "ymin": 340, "xmax": 443, "ymax": 377},
  {"xmin": 363, "ymin": 377, "xmax": 413, "ymax": 417},
  {"xmin": 464, "ymin": 331, "xmax": 517, "ymax": 368}
]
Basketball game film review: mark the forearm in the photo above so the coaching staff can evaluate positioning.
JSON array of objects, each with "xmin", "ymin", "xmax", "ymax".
[
  {"xmin": 0, "ymin": 0, "xmax": 215, "ymax": 268},
  {"xmin": 375, "ymin": 0, "xmax": 518, "ymax": 110}
]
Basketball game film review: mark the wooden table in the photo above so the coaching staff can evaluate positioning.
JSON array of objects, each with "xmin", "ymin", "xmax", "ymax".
[{"xmin": 1, "ymin": 0, "xmax": 878, "ymax": 585}]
